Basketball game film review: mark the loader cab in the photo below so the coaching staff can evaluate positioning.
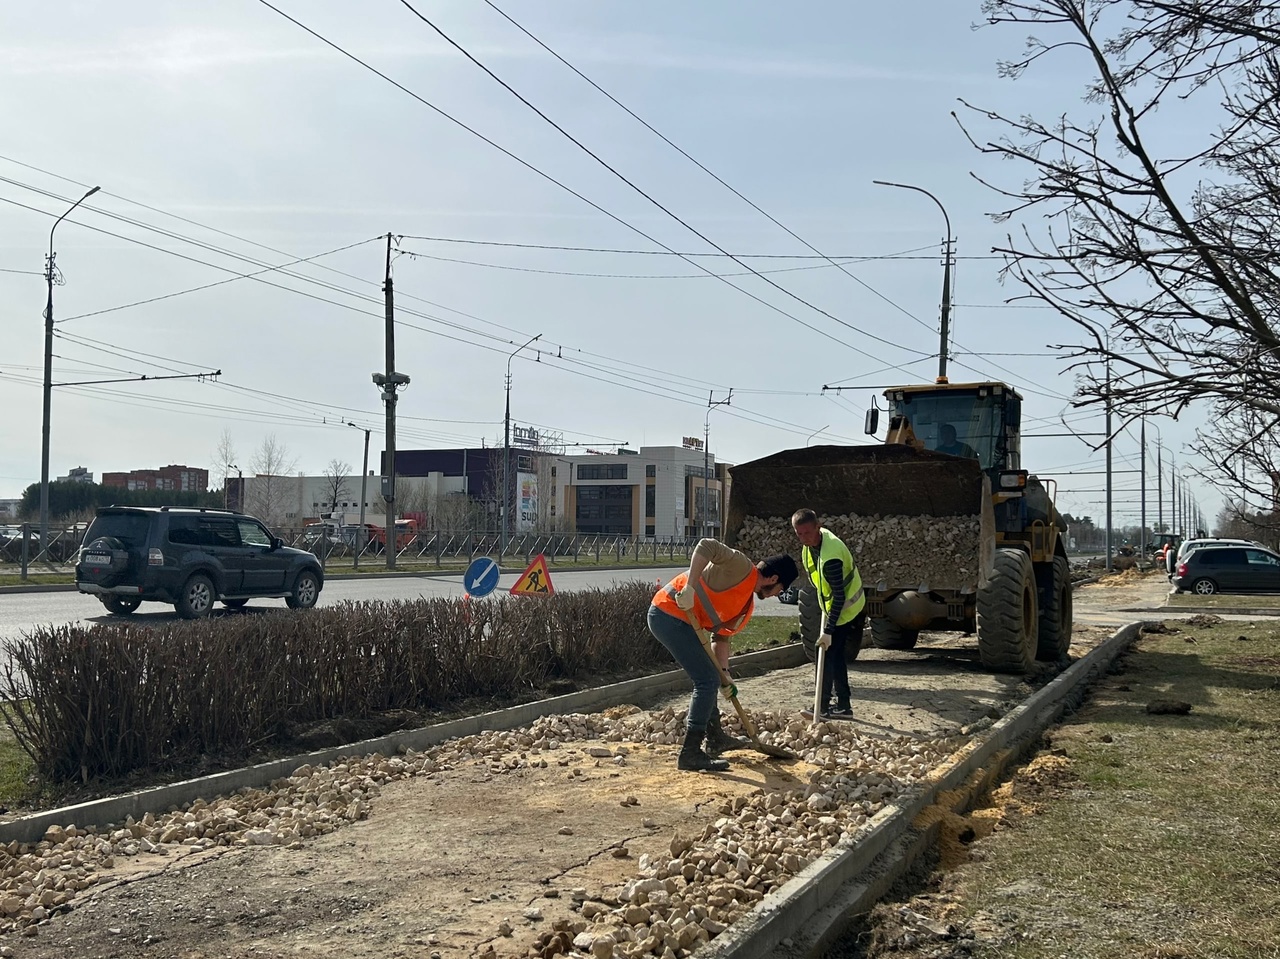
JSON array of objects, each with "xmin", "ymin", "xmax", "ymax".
[{"xmin": 879, "ymin": 382, "xmax": 1022, "ymax": 474}]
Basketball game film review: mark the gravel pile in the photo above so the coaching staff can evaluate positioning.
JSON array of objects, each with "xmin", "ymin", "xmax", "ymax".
[
  {"xmin": 736, "ymin": 514, "xmax": 982, "ymax": 591},
  {"xmin": 0, "ymin": 707, "xmax": 954, "ymax": 952}
]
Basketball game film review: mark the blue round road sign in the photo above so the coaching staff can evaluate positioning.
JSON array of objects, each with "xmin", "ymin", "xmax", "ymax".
[{"xmin": 463, "ymin": 557, "xmax": 501, "ymax": 598}]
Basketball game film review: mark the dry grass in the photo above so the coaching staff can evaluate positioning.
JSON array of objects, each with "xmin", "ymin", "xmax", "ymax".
[{"xmin": 884, "ymin": 619, "xmax": 1280, "ymax": 958}]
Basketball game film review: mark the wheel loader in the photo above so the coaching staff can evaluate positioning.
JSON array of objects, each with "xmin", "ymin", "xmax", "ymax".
[{"xmin": 724, "ymin": 380, "xmax": 1072, "ymax": 673}]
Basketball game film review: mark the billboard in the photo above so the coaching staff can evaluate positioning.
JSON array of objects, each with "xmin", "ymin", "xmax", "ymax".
[{"xmin": 517, "ymin": 472, "xmax": 538, "ymax": 532}]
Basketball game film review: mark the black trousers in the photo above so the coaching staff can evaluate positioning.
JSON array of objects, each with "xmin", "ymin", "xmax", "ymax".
[{"xmin": 817, "ymin": 610, "xmax": 865, "ymax": 708}]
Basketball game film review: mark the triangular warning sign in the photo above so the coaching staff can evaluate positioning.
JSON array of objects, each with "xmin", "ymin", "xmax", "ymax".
[{"xmin": 510, "ymin": 553, "xmax": 555, "ymax": 596}]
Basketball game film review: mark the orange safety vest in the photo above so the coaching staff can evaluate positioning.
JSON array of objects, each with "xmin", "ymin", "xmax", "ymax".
[{"xmin": 651, "ymin": 569, "xmax": 757, "ymax": 638}]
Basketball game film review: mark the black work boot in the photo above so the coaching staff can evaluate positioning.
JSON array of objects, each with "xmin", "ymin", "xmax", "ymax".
[
  {"xmin": 678, "ymin": 727, "xmax": 729, "ymax": 772},
  {"xmin": 704, "ymin": 711, "xmax": 749, "ymax": 757}
]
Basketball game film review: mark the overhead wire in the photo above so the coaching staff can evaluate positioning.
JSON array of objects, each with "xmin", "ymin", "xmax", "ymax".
[
  {"xmin": 253, "ymin": 0, "xmax": 931, "ymax": 372},
  {"xmin": 468, "ymin": 0, "xmax": 1070, "ymax": 400}
]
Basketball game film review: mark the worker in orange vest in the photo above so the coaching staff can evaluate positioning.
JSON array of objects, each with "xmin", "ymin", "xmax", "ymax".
[{"xmin": 650, "ymin": 539, "xmax": 799, "ymax": 771}]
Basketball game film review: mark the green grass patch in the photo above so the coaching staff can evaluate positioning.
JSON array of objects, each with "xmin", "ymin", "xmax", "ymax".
[
  {"xmin": 0, "ymin": 571, "xmax": 74, "ymax": 587},
  {"xmin": 1166, "ymin": 590, "xmax": 1280, "ymax": 609},
  {"xmin": 0, "ymin": 712, "xmax": 36, "ymax": 810},
  {"xmin": 729, "ymin": 614, "xmax": 800, "ymax": 654},
  {"xmin": 913, "ymin": 619, "xmax": 1280, "ymax": 958}
]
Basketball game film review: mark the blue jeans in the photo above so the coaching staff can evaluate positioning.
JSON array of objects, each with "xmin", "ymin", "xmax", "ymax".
[{"xmin": 647, "ymin": 605, "xmax": 720, "ymax": 733}]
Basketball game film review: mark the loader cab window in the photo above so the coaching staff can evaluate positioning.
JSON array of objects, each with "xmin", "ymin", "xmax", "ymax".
[{"xmin": 892, "ymin": 389, "xmax": 1009, "ymax": 471}]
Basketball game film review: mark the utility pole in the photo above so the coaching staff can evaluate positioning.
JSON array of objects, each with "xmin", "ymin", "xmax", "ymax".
[
  {"xmin": 1139, "ymin": 418, "xmax": 1147, "ymax": 560},
  {"xmin": 347, "ymin": 422, "xmax": 371, "ymax": 570},
  {"xmin": 1104, "ymin": 356, "xmax": 1113, "ymax": 572},
  {"xmin": 40, "ymin": 184, "xmax": 100, "ymax": 560},
  {"xmin": 502, "ymin": 333, "xmax": 542, "ymax": 559},
  {"xmin": 1156, "ymin": 438, "xmax": 1163, "ymax": 536},
  {"xmin": 703, "ymin": 389, "xmax": 732, "ymax": 540},
  {"xmin": 371, "ymin": 233, "xmax": 409, "ymax": 570}
]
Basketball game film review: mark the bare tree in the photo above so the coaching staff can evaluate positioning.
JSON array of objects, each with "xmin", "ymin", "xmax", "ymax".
[
  {"xmin": 246, "ymin": 434, "xmax": 298, "ymax": 527},
  {"xmin": 321, "ymin": 459, "xmax": 351, "ymax": 517},
  {"xmin": 213, "ymin": 429, "xmax": 237, "ymax": 497},
  {"xmin": 965, "ymin": 1, "xmax": 1280, "ymax": 501}
]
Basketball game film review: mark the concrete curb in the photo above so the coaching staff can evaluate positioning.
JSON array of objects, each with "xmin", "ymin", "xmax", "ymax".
[
  {"xmin": 0, "ymin": 643, "xmax": 807, "ymax": 845},
  {"xmin": 1125, "ymin": 604, "xmax": 1280, "ymax": 617},
  {"xmin": 704, "ymin": 621, "xmax": 1143, "ymax": 959},
  {"xmin": 0, "ymin": 563, "xmax": 687, "ymax": 596}
]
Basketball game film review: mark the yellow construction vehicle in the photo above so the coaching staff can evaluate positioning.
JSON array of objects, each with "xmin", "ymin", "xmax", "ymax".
[{"xmin": 724, "ymin": 379, "xmax": 1071, "ymax": 673}]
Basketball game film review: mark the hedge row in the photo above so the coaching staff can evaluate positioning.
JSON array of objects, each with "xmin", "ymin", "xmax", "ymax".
[{"xmin": 2, "ymin": 583, "xmax": 667, "ymax": 782}]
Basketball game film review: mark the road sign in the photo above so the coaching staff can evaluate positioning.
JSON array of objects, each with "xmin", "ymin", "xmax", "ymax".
[
  {"xmin": 510, "ymin": 554, "xmax": 555, "ymax": 597},
  {"xmin": 463, "ymin": 557, "xmax": 501, "ymax": 598}
]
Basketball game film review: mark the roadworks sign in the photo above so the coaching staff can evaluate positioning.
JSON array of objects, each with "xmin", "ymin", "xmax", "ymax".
[{"xmin": 510, "ymin": 554, "xmax": 555, "ymax": 596}]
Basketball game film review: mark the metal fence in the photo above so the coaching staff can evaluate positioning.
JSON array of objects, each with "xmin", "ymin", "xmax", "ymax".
[
  {"xmin": 282, "ymin": 528, "xmax": 699, "ymax": 571},
  {"xmin": 1, "ymin": 521, "xmax": 697, "ymax": 579}
]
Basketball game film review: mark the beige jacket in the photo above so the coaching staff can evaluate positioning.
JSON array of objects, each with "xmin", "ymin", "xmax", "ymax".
[{"xmin": 691, "ymin": 538, "xmax": 756, "ymax": 592}]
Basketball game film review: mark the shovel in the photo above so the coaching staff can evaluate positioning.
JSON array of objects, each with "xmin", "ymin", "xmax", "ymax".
[
  {"xmin": 682, "ymin": 608, "xmax": 798, "ymax": 761},
  {"xmin": 813, "ymin": 640, "xmax": 826, "ymax": 724}
]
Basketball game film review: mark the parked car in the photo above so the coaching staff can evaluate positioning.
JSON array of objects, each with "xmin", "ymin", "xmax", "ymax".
[
  {"xmin": 76, "ymin": 506, "xmax": 323, "ymax": 618},
  {"xmin": 1175, "ymin": 537, "xmax": 1264, "ymax": 562},
  {"xmin": 1171, "ymin": 545, "xmax": 1280, "ymax": 595}
]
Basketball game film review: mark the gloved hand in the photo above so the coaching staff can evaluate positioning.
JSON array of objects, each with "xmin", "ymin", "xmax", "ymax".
[
  {"xmin": 675, "ymin": 583, "xmax": 697, "ymax": 610},
  {"xmin": 720, "ymin": 682, "xmax": 738, "ymax": 701},
  {"xmin": 818, "ymin": 633, "xmax": 832, "ymax": 650}
]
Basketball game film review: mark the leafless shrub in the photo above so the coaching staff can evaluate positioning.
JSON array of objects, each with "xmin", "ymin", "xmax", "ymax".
[{"xmin": 2, "ymin": 583, "xmax": 664, "ymax": 782}]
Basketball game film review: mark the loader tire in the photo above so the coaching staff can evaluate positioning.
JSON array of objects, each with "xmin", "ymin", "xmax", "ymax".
[
  {"xmin": 870, "ymin": 617, "xmax": 919, "ymax": 650},
  {"xmin": 1036, "ymin": 555, "xmax": 1073, "ymax": 661},
  {"xmin": 976, "ymin": 548, "xmax": 1039, "ymax": 673},
  {"xmin": 797, "ymin": 580, "xmax": 860, "ymax": 664}
]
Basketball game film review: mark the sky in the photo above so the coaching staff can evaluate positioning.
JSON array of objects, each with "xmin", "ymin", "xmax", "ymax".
[{"xmin": 0, "ymin": 0, "xmax": 1222, "ymax": 531}]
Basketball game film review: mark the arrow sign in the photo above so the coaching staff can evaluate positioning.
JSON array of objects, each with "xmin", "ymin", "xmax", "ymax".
[{"xmin": 463, "ymin": 557, "xmax": 501, "ymax": 598}]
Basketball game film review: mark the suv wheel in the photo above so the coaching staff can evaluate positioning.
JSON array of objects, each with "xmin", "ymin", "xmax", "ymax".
[
  {"xmin": 286, "ymin": 570, "xmax": 320, "ymax": 610},
  {"xmin": 176, "ymin": 573, "xmax": 216, "ymax": 619},
  {"xmin": 102, "ymin": 596, "xmax": 142, "ymax": 616}
]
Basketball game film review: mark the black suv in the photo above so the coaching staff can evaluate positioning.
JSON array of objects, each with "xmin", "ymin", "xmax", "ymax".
[{"xmin": 76, "ymin": 506, "xmax": 324, "ymax": 619}]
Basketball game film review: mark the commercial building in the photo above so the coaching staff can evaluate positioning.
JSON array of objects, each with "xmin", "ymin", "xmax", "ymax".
[
  {"xmin": 56, "ymin": 466, "xmax": 94, "ymax": 484},
  {"xmin": 545, "ymin": 446, "xmax": 723, "ymax": 539},
  {"xmin": 102, "ymin": 464, "xmax": 209, "ymax": 492}
]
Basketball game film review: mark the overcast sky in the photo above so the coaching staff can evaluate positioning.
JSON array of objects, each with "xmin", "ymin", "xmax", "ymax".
[{"xmin": 0, "ymin": 1, "xmax": 1219, "ymax": 529}]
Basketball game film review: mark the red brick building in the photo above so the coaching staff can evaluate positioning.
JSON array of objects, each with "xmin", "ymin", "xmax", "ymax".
[{"xmin": 101, "ymin": 465, "xmax": 209, "ymax": 492}]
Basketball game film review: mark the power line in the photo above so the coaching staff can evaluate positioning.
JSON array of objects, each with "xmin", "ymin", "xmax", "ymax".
[
  {"xmin": 397, "ymin": 234, "xmax": 1004, "ymax": 259},
  {"xmin": 396, "ymin": 0, "xmax": 935, "ymax": 350},
  {"xmin": 253, "ymin": 0, "xmax": 929, "ymax": 372},
  {"xmin": 399, "ymin": 244, "xmax": 937, "ymax": 280}
]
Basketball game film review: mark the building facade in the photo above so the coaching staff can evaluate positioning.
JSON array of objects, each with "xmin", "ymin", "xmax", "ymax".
[
  {"xmin": 56, "ymin": 466, "xmax": 94, "ymax": 484},
  {"xmin": 102, "ymin": 464, "xmax": 209, "ymax": 492},
  {"xmin": 546, "ymin": 446, "xmax": 722, "ymax": 540}
]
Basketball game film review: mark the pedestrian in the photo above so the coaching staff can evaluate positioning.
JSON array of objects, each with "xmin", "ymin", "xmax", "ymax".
[
  {"xmin": 791, "ymin": 508, "xmax": 866, "ymax": 720},
  {"xmin": 648, "ymin": 539, "xmax": 800, "ymax": 771}
]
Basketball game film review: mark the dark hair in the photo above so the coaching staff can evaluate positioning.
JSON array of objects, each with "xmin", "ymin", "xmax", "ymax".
[
  {"xmin": 759, "ymin": 553, "xmax": 799, "ymax": 588},
  {"xmin": 790, "ymin": 508, "xmax": 818, "ymax": 527}
]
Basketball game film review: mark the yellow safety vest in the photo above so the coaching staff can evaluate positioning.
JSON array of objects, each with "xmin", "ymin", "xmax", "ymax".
[{"xmin": 801, "ymin": 527, "xmax": 865, "ymax": 627}]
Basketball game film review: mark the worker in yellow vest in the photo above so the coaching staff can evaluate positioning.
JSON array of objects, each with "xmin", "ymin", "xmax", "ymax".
[
  {"xmin": 650, "ymin": 539, "xmax": 799, "ymax": 771},
  {"xmin": 791, "ymin": 508, "xmax": 866, "ymax": 720}
]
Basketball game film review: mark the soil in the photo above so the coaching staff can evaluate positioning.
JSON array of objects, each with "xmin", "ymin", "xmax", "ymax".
[{"xmin": 6, "ymin": 572, "xmax": 1166, "ymax": 959}]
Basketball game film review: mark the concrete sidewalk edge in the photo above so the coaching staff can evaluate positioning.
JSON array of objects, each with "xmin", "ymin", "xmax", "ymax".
[{"xmin": 704, "ymin": 621, "xmax": 1144, "ymax": 959}]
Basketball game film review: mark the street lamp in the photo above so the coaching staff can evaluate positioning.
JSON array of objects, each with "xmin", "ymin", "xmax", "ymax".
[
  {"xmin": 224, "ymin": 463, "xmax": 241, "ymax": 511},
  {"xmin": 502, "ymin": 333, "xmax": 541, "ymax": 558},
  {"xmin": 347, "ymin": 421, "xmax": 371, "ymax": 569},
  {"xmin": 805, "ymin": 425, "xmax": 829, "ymax": 447},
  {"xmin": 40, "ymin": 185, "xmax": 100, "ymax": 558},
  {"xmin": 873, "ymin": 180, "xmax": 953, "ymax": 382},
  {"xmin": 702, "ymin": 390, "xmax": 732, "ymax": 540}
]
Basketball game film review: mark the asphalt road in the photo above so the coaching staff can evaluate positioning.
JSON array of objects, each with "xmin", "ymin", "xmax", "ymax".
[{"xmin": 0, "ymin": 565, "xmax": 799, "ymax": 650}]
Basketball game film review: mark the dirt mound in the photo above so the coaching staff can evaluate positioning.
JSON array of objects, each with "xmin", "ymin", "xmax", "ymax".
[{"xmin": 1185, "ymin": 613, "xmax": 1225, "ymax": 628}]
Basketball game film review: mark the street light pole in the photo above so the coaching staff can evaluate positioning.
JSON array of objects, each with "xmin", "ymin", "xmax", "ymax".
[
  {"xmin": 40, "ymin": 185, "xmax": 100, "ymax": 558},
  {"xmin": 347, "ymin": 422, "xmax": 371, "ymax": 570},
  {"xmin": 502, "ymin": 333, "xmax": 541, "ymax": 559},
  {"xmin": 873, "ymin": 180, "xmax": 953, "ymax": 382},
  {"xmin": 805, "ymin": 425, "xmax": 829, "ymax": 447},
  {"xmin": 224, "ymin": 463, "xmax": 238, "ymax": 511},
  {"xmin": 703, "ymin": 389, "xmax": 732, "ymax": 540}
]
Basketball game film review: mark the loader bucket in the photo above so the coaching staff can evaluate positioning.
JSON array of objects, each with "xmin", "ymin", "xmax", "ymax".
[{"xmin": 724, "ymin": 444, "xmax": 996, "ymax": 590}]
